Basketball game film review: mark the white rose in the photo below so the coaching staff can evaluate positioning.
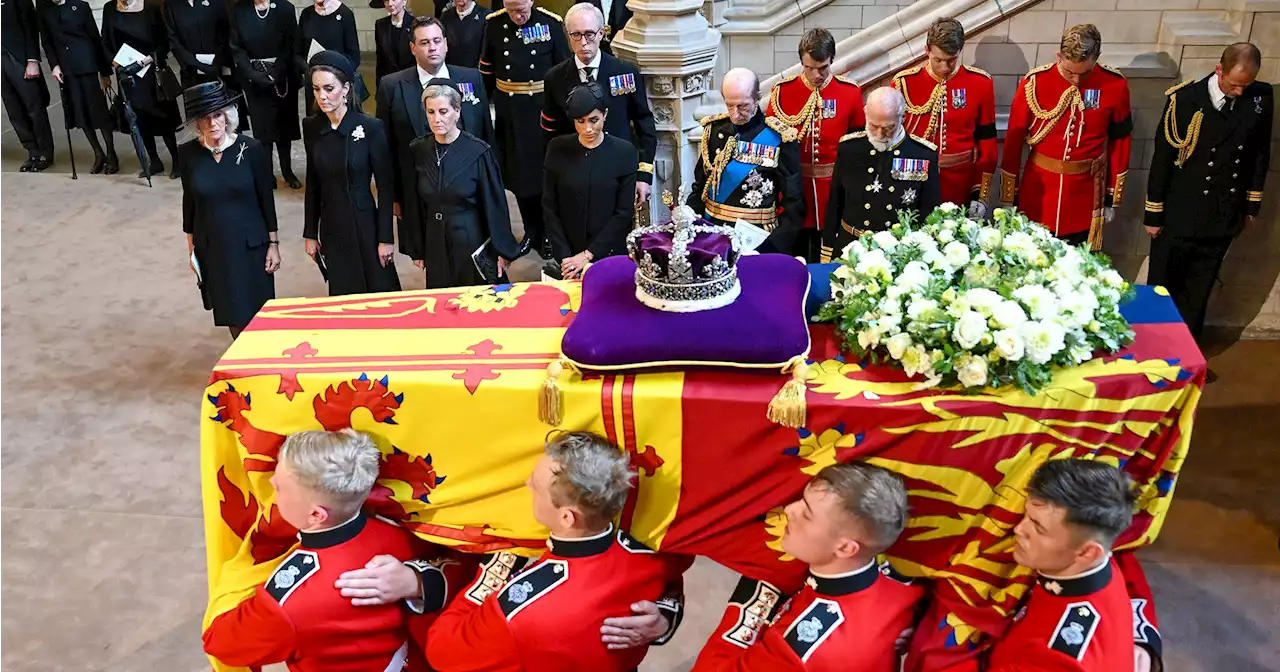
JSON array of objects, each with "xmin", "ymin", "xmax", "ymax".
[
  {"xmin": 1002, "ymin": 231, "xmax": 1040, "ymax": 262},
  {"xmin": 955, "ymin": 354, "xmax": 989, "ymax": 388},
  {"xmin": 885, "ymin": 332, "xmax": 913, "ymax": 360},
  {"xmin": 855, "ymin": 248, "xmax": 892, "ymax": 279},
  {"xmin": 865, "ymin": 280, "xmax": 882, "ymax": 296},
  {"xmin": 990, "ymin": 300, "xmax": 1028, "ymax": 329},
  {"xmin": 902, "ymin": 231, "xmax": 933, "ymax": 248},
  {"xmin": 938, "ymin": 202, "xmax": 960, "ymax": 213},
  {"xmin": 841, "ymin": 240, "xmax": 867, "ymax": 261},
  {"xmin": 1101, "ymin": 269, "xmax": 1125, "ymax": 288},
  {"xmin": 895, "ymin": 261, "xmax": 932, "ymax": 291},
  {"xmin": 977, "ymin": 227, "xmax": 1003, "ymax": 252},
  {"xmin": 994, "ymin": 328, "xmax": 1025, "ymax": 361},
  {"xmin": 937, "ymin": 228, "xmax": 956, "ymax": 244},
  {"xmin": 907, "ymin": 298, "xmax": 939, "ymax": 319},
  {"xmin": 832, "ymin": 264, "xmax": 857, "ymax": 283},
  {"xmin": 900, "ymin": 344, "xmax": 935, "ymax": 378},
  {"xmin": 964, "ymin": 288, "xmax": 1003, "ymax": 314},
  {"xmin": 1012, "ymin": 285, "xmax": 1060, "ymax": 321},
  {"xmin": 857, "ymin": 328, "xmax": 881, "ymax": 350},
  {"xmin": 1018, "ymin": 320, "xmax": 1066, "ymax": 365},
  {"xmin": 923, "ymin": 248, "xmax": 948, "ymax": 270},
  {"xmin": 953, "ymin": 310, "xmax": 989, "ymax": 350},
  {"xmin": 872, "ymin": 230, "xmax": 899, "ymax": 252},
  {"xmin": 943, "ymin": 240, "xmax": 971, "ymax": 268},
  {"xmin": 877, "ymin": 312, "xmax": 903, "ymax": 332},
  {"xmin": 1052, "ymin": 248, "xmax": 1084, "ymax": 278}
]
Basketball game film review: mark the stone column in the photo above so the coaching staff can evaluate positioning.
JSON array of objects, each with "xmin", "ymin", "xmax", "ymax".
[{"xmin": 611, "ymin": 0, "xmax": 720, "ymax": 223}]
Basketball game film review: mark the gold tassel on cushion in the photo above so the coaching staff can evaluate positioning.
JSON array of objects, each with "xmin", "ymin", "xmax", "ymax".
[
  {"xmin": 539, "ymin": 359, "xmax": 567, "ymax": 426},
  {"xmin": 767, "ymin": 359, "xmax": 810, "ymax": 429}
]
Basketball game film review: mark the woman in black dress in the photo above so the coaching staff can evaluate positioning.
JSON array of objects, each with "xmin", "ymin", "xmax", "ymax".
[
  {"xmin": 101, "ymin": 0, "xmax": 181, "ymax": 178},
  {"xmin": 296, "ymin": 0, "xmax": 365, "ymax": 114},
  {"xmin": 179, "ymin": 81, "xmax": 279, "ymax": 338},
  {"xmin": 303, "ymin": 50, "xmax": 400, "ymax": 296},
  {"xmin": 406, "ymin": 83, "xmax": 519, "ymax": 288},
  {"xmin": 36, "ymin": 0, "xmax": 119, "ymax": 173},
  {"xmin": 372, "ymin": 0, "xmax": 414, "ymax": 85},
  {"xmin": 230, "ymin": 0, "xmax": 302, "ymax": 188},
  {"xmin": 543, "ymin": 83, "xmax": 638, "ymax": 279},
  {"xmin": 439, "ymin": 0, "xmax": 485, "ymax": 69}
]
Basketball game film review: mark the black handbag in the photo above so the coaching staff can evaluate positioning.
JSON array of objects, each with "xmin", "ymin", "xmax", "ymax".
[{"xmin": 156, "ymin": 64, "xmax": 182, "ymax": 103}]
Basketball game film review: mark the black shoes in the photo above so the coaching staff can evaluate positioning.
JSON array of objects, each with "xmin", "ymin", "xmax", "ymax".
[
  {"xmin": 19, "ymin": 157, "xmax": 34, "ymax": 172},
  {"xmin": 19, "ymin": 155, "xmax": 51, "ymax": 172},
  {"xmin": 282, "ymin": 171, "xmax": 301, "ymax": 189},
  {"xmin": 104, "ymin": 155, "xmax": 119, "ymax": 174},
  {"xmin": 91, "ymin": 154, "xmax": 107, "ymax": 174}
]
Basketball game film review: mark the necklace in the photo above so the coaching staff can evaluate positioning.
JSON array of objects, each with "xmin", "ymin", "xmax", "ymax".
[
  {"xmin": 254, "ymin": 2, "xmax": 270, "ymax": 18},
  {"xmin": 434, "ymin": 142, "xmax": 452, "ymax": 167}
]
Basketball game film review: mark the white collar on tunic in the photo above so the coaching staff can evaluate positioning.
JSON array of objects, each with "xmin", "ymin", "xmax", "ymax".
[
  {"xmin": 455, "ymin": 1, "xmax": 476, "ymax": 18},
  {"xmin": 1207, "ymin": 73, "xmax": 1230, "ymax": 111},
  {"xmin": 418, "ymin": 63, "xmax": 450, "ymax": 87},
  {"xmin": 575, "ymin": 50, "xmax": 602, "ymax": 73}
]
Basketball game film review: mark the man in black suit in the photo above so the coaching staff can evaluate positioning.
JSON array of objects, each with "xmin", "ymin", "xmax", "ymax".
[
  {"xmin": 373, "ymin": 0, "xmax": 415, "ymax": 86},
  {"xmin": 541, "ymin": 2, "xmax": 656, "ymax": 203},
  {"xmin": 376, "ymin": 15, "xmax": 492, "ymax": 250},
  {"xmin": 2, "ymin": 0, "xmax": 54, "ymax": 171},
  {"xmin": 1144, "ymin": 42, "xmax": 1273, "ymax": 345}
]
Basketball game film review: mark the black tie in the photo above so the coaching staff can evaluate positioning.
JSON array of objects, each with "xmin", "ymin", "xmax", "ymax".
[{"xmin": 584, "ymin": 67, "xmax": 596, "ymax": 83}]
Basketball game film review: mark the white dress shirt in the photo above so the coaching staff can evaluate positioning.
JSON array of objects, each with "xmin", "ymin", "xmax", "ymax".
[
  {"xmin": 575, "ymin": 51, "xmax": 601, "ymax": 83},
  {"xmin": 418, "ymin": 63, "xmax": 451, "ymax": 88},
  {"xmin": 1208, "ymin": 73, "xmax": 1231, "ymax": 111}
]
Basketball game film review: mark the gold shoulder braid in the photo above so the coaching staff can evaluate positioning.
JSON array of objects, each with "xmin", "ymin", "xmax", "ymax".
[
  {"xmin": 1023, "ymin": 72, "xmax": 1084, "ymax": 146},
  {"xmin": 896, "ymin": 70, "xmax": 946, "ymax": 142},
  {"xmin": 768, "ymin": 88, "xmax": 820, "ymax": 142},
  {"xmin": 1162, "ymin": 91, "xmax": 1202, "ymax": 167},
  {"xmin": 702, "ymin": 131, "xmax": 739, "ymax": 203},
  {"xmin": 765, "ymin": 116, "xmax": 798, "ymax": 143}
]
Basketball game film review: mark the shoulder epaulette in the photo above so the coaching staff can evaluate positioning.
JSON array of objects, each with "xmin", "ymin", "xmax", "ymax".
[
  {"xmin": 617, "ymin": 531, "xmax": 656, "ymax": 553},
  {"xmin": 1026, "ymin": 62, "xmax": 1055, "ymax": 77},
  {"xmin": 776, "ymin": 74, "xmax": 799, "ymax": 87},
  {"xmin": 910, "ymin": 133, "xmax": 937, "ymax": 151},
  {"xmin": 765, "ymin": 115, "xmax": 798, "ymax": 142},
  {"xmin": 840, "ymin": 131, "xmax": 866, "ymax": 142},
  {"xmin": 966, "ymin": 65, "xmax": 992, "ymax": 79},
  {"xmin": 892, "ymin": 64, "xmax": 923, "ymax": 81},
  {"xmin": 1098, "ymin": 63, "xmax": 1126, "ymax": 79},
  {"xmin": 699, "ymin": 111, "xmax": 728, "ymax": 126},
  {"xmin": 534, "ymin": 6, "xmax": 562, "ymax": 21},
  {"xmin": 833, "ymin": 73, "xmax": 858, "ymax": 86},
  {"xmin": 1164, "ymin": 78, "xmax": 1195, "ymax": 97},
  {"xmin": 485, "ymin": 7, "xmax": 505, "ymax": 19}
]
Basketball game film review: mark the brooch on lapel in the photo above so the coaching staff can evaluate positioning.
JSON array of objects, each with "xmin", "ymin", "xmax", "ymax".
[
  {"xmin": 336, "ymin": 12, "xmax": 341, "ymax": 19},
  {"xmin": 202, "ymin": 0, "xmax": 209, "ymax": 5},
  {"xmin": 352, "ymin": 124, "xmax": 365, "ymax": 141},
  {"xmin": 235, "ymin": 141, "xmax": 247, "ymax": 165},
  {"xmin": 1255, "ymin": 95, "xmax": 1263, "ymax": 113}
]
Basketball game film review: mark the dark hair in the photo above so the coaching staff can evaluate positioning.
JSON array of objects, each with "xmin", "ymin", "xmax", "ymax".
[
  {"xmin": 812, "ymin": 462, "xmax": 909, "ymax": 555},
  {"xmin": 1060, "ymin": 23, "xmax": 1102, "ymax": 62},
  {"xmin": 926, "ymin": 18, "xmax": 965, "ymax": 56},
  {"xmin": 309, "ymin": 64, "xmax": 354, "ymax": 107},
  {"xmin": 1221, "ymin": 42, "xmax": 1262, "ymax": 72},
  {"xmin": 1028, "ymin": 459, "xmax": 1135, "ymax": 548},
  {"xmin": 566, "ymin": 82, "xmax": 607, "ymax": 119},
  {"xmin": 798, "ymin": 28, "xmax": 836, "ymax": 63},
  {"xmin": 411, "ymin": 14, "xmax": 446, "ymax": 41}
]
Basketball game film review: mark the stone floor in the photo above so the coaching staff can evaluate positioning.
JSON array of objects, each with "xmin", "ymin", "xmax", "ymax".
[{"xmin": 3, "ymin": 89, "xmax": 1280, "ymax": 672}]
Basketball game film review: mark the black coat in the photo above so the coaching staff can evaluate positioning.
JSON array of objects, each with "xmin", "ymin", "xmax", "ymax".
[
  {"xmin": 303, "ymin": 111, "xmax": 401, "ymax": 295},
  {"xmin": 440, "ymin": 2, "xmax": 484, "ymax": 69},
  {"xmin": 409, "ymin": 131, "xmax": 519, "ymax": 287},
  {"xmin": 823, "ymin": 131, "xmax": 940, "ymax": 258},
  {"xmin": 541, "ymin": 52, "xmax": 656, "ymax": 184},
  {"xmin": 164, "ymin": 0, "xmax": 231, "ymax": 83},
  {"xmin": 375, "ymin": 64, "xmax": 493, "ymax": 218},
  {"xmin": 1144, "ymin": 75, "xmax": 1274, "ymax": 238},
  {"xmin": 373, "ymin": 11, "xmax": 414, "ymax": 85},
  {"xmin": 181, "ymin": 135, "xmax": 277, "ymax": 327},
  {"xmin": 543, "ymin": 133, "xmax": 637, "ymax": 261},
  {"xmin": 229, "ymin": 0, "xmax": 300, "ymax": 143},
  {"xmin": 2, "ymin": 0, "xmax": 42, "ymax": 63},
  {"xmin": 101, "ymin": 1, "xmax": 181, "ymax": 133},
  {"xmin": 37, "ymin": 0, "xmax": 109, "ymax": 76}
]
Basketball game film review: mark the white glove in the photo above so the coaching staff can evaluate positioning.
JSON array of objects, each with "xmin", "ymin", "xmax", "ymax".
[
  {"xmin": 1104, "ymin": 206, "xmax": 1115, "ymax": 224},
  {"xmin": 968, "ymin": 200, "xmax": 988, "ymax": 219}
]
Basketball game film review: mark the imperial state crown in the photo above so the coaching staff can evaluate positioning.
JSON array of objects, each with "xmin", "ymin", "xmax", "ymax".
[{"xmin": 626, "ymin": 192, "xmax": 741, "ymax": 312}]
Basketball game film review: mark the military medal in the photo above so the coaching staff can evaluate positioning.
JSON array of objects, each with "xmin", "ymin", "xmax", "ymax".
[
  {"xmin": 609, "ymin": 73, "xmax": 635, "ymax": 96},
  {"xmin": 822, "ymin": 99, "xmax": 837, "ymax": 119},
  {"xmin": 951, "ymin": 88, "xmax": 966, "ymax": 109},
  {"xmin": 1082, "ymin": 89, "xmax": 1100, "ymax": 110},
  {"xmin": 891, "ymin": 158, "xmax": 928, "ymax": 181},
  {"xmin": 458, "ymin": 81, "xmax": 478, "ymax": 104}
]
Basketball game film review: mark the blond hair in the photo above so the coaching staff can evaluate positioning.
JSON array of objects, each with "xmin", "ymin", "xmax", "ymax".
[
  {"xmin": 1060, "ymin": 24, "xmax": 1102, "ymax": 62},
  {"xmin": 278, "ymin": 429, "xmax": 381, "ymax": 517},
  {"xmin": 544, "ymin": 431, "xmax": 634, "ymax": 528}
]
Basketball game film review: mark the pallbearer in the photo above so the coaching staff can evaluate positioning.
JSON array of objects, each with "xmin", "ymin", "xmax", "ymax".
[
  {"xmin": 999, "ymin": 23, "xmax": 1132, "ymax": 250},
  {"xmin": 892, "ymin": 17, "xmax": 995, "ymax": 216},
  {"xmin": 768, "ymin": 28, "xmax": 864, "ymax": 261}
]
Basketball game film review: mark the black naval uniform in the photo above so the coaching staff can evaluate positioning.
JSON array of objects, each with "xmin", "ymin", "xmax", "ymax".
[
  {"xmin": 372, "ymin": 10, "xmax": 414, "ymax": 85},
  {"xmin": 541, "ymin": 51, "xmax": 655, "ymax": 188},
  {"xmin": 686, "ymin": 110, "xmax": 804, "ymax": 255},
  {"xmin": 440, "ymin": 1, "xmax": 485, "ymax": 69},
  {"xmin": 478, "ymin": 5, "xmax": 570, "ymax": 251},
  {"xmin": 2, "ymin": 0, "xmax": 54, "ymax": 167},
  {"xmin": 164, "ymin": 0, "xmax": 230, "ymax": 88},
  {"xmin": 1145, "ymin": 75, "xmax": 1273, "ymax": 340},
  {"xmin": 821, "ymin": 130, "xmax": 941, "ymax": 262}
]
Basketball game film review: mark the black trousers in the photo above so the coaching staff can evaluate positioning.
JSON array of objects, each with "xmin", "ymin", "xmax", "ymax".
[
  {"xmin": 1, "ymin": 56, "xmax": 54, "ymax": 157},
  {"xmin": 1146, "ymin": 233, "xmax": 1234, "ymax": 340},
  {"xmin": 516, "ymin": 193, "xmax": 545, "ymax": 252},
  {"xmin": 1059, "ymin": 230, "xmax": 1090, "ymax": 247}
]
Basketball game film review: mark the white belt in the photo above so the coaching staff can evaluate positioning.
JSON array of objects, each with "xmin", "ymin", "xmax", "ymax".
[{"xmin": 383, "ymin": 641, "xmax": 408, "ymax": 672}]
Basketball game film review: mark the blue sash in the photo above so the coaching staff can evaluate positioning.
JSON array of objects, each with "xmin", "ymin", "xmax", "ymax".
[{"xmin": 711, "ymin": 126, "xmax": 782, "ymax": 204}]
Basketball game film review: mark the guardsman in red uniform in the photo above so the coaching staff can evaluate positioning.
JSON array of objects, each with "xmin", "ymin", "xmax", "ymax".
[
  {"xmin": 892, "ymin": 17, "xmax": 996, "ymax": 215},
  {"xmin": 691, "ymin": 463, "xmax": 925, "ymax": 672},
  {"xmin": 999, "ymin": 24, "xmax": 1132, "ymax": 250},
  {"xmin": 202, "ymin": 429, "xmax": 427, "ymax": 672},
  {"xmin": 984, "ymin": 458, "xmax": 1140, "ymax": 672},
  {"xmin": 767, "ymin": 28, "xmax": 865, "ymax": 261},
  {"xmin": 426, "ymin": 431, "xmax": 689, "ymax": 672}
]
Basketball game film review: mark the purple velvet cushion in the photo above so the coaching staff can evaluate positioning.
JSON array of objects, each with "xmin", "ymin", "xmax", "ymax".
[{"xmin": 562, "ymin": 254, "xmax": 811, "ymax": 370}]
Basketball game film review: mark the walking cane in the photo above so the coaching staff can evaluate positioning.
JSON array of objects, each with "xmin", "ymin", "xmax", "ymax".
[
  {"xmin": 65, "ymin": 125, "xmax": 77, "ymax": 179},
  {"xmin": 59, "ymin": 81, "xmax": 77, "ymax": 179}
]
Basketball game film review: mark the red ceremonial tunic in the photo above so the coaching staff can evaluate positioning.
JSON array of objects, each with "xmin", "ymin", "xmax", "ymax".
[
  {"xmin": 767, "ymin": 74, "xmax": 865, "ymax": 229},
  {"xmin": 202, "ymin": 513, "xmax": 423, "ymax": 672},
  {"xmin": 986, "ymin": 558, "xmax": 1134, "ymax": 672},
  {"xmin": 425, "ymin": 526, "xmax": 686, "ymax": 672},
  {"xmin": 692, "ymin": 561, "xmax": 925, "ymax": 672},
  {"xmin": 892, "ymin": 63, "xmax": 997, "ymax": 206},
  {"xmin": 1000, "ymin": 62, "xmax": 1132, "ymax": 246}
]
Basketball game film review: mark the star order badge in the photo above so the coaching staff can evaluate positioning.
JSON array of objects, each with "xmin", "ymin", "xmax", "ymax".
[{"xmin": 901, "ymin": 187, "xmax": 917, "ymax": 205}]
